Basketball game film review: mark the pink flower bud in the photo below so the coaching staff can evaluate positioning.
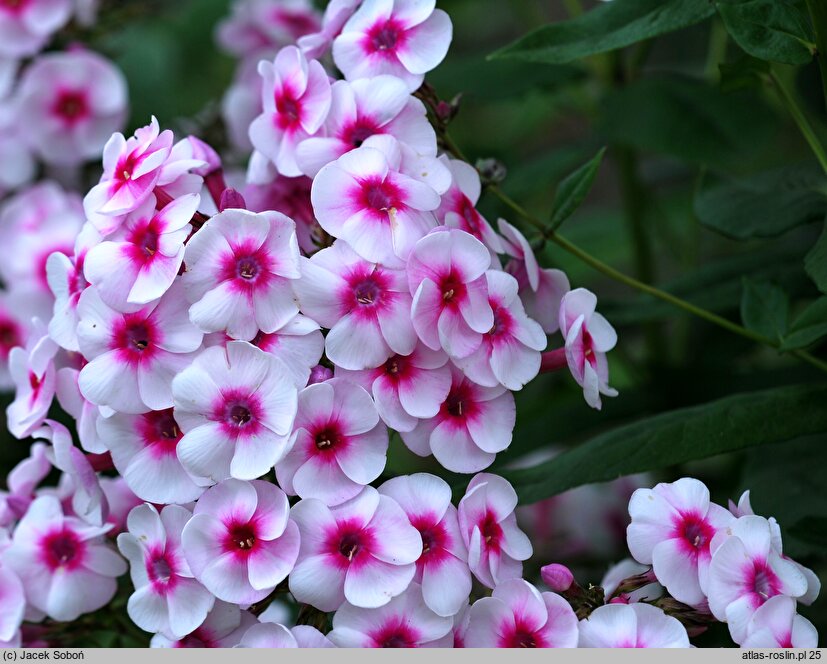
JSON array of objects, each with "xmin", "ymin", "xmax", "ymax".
[
  {"xmin": 219, "ymin": 188, "xmax": 246, "ymax": 211},
  {"xmin": 308, "ymin": 365, "xmax": 333, "ymax": 385},
  {"xmin": 541, "ymin": 563, "xmax": 574, "ymax": 593},
  {"xmin": 187, "ymin": 136, "xmax": 222, "ymax": 176}
]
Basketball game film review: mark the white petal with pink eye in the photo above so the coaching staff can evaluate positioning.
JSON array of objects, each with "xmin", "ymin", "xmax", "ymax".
[
  {"xmin": 289, "ymin": 552, "xmax": 348, "ymax": 612},
  {"xmin": 239, "ymin": 622, "xmax": 298, "ymax": 648},
  {"xmin": 0, "ymin": 566, "xmax": 24, "ymax": 642},
  {"xmin": 344, "ymin": 556, "xmax": 417, "ymax": 609},
  {"xmin": 741, "ymin": 596, "xmax": 818, "ymax": 648},
  {"xmin": 430, "ymin": 421, "xmax": 495, "ymax": 473},
  {"xmin": 395, "ymin": 9, "xmax": 452, "ymax": 74},
  {"xmin": 247, "ymin": 521, "xmax": 300, "ymax": 590}
]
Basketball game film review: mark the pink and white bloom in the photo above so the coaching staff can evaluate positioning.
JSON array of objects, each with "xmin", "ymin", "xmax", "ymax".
[
  {"xmin": 333, "ymin": 0, "xmax": 452, "ymax": 92},
  {"xmin": 298, "ymin": 0, "xmax": 360, "ymax": 59},
  {"xmin": 740, "ymin": 596, "xmax": 818, "ymax": 648},
  {"xmin": 172, "ymin": 342, "xmax": 297, "ymax": 482},
  {"xmin": 401, "ymin": 365, "xmax": 515, "ymax": 473},
  {"xmin": 3, "ymin": 496, "xmax": 126, "ymax": 621},
  {"xmin": 289, "ymin": 487, "xmax": 422, "ymax": 611},
  {"xmin": 559, "ymin": 288, "xmax": 618, "ymax": 410},
  {"xmin": 336, "ymin": 343, "xmax": 451, "ymax": 433},
  {"xmin": 117, "ymin": 504, "xmax": 214, "ymax": 640},
  {"xmin": 465, "ymin": 578, "xmax": 578, "ymax": 648},
  {"xmin": 0, "ymin": 291, "xmax": 26, "ymax": 389},
  {"xmin": 239, "ymin": 622, "xmax": 334, "ymax": 648},
  {"xmin": 249, "ymin": 46, "xmax": 332, "ymax": 177},
  {"xmin": 437, "ymin": 158, "xmax": 502, "ymax": 254},
  {"xmin": 296, "ymin": 76, "xmax": 435, "ymax": 178},
  {"xmin": 295, "ymin": 240, "xmax": 416, "ymax": 369},
  {"xmin": 99, "ymin": 408, "xmax": 205, "ymax": 505},
  {"xmin": 311, "ymin": 145, "xmax": 441, "ymax": 266},
  {"xmin": 378, "ymin": 474, "xmax": 470, "ymax": 617},
  {"xmin": 242, "ymin": 313, "xmax": 324, "ymax": 388},
  {"xmin": 84, "ymin": 117, "xmax": 174, "ymax": 230},
  {"xmin": 17, "ymin": 50, "xmax": 128, "ymax": 166},
  {"xmin": 276, "ymin": 378, "xmax": 388, "ymax": 506},
  {"xmin": 407, "ymin": 229, "xmax": 494, "ymax": 359},
  {"xmin": 55, "ymin": 365, "xmax": 106, "ymax": 453},
  {"xmin": 6, "ymin": 319, "xmax": 58, "ymax": 439},
  {"xmin": 181, "ymin": 479, "xmax": 300, "ymax": 606},
  {"xmin": 84, "ymin": 194, "xmax": 199, "ymax": 310},
  {"xmin": 0, "ymin": 563, "xmax": 24, "ymax": 644},
  {"xmin": 457, "ymin": 473, "xmax": 531, "ymax": 589},
  {"xmin": 77, "ymin": 284, "xmax": 203, "ymax": 414},
  {"xmin": 707, "ymin": 515, "xmax": 808, "ymax": 643},
  {"xmin": 328, "ymin": 582, "xmax": 453, "ymax": 647},
  {"xmin": 500, "ymin": 219, "xmax": 570, "ymax": 334},
  {"xmin": 0, "ymin": 0, "xmax": 72, "ymax": 58},
  {"xmin": 626, "ymin": 477, "xmax": 734, "ymax": 607},
  {"xmin": 182, "ymin": 208, "xmax": 301, "ymax": 341},
  {"xmin": 455, "ymin": 270, "xmax": 546, "ymax": 391},
  {"xmin": 578, "ymin": 603, "xmax": 690, "ymax": 648},
  {"xmin": 150, "ymin": 601, "xmax": 255, "ymax": 648},
  {"xmin": 243, "ymin": 174, "xmax": 320, "ymax": 254},
  {"xmin": 0, "ymin": 441, "xmax": 51, "ymax": 527},
  {"xmin": 216, "ymin": 0, "xmax": 321, "ymax": 58}
]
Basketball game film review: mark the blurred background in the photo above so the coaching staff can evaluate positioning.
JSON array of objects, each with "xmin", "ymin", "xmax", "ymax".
[{"xmin": 1, "ymin": 0, "xmax": 825, "ymax": 647}]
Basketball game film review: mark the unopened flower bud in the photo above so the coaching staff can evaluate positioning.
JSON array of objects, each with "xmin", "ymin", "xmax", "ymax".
[
  {"xmin": 219, "ymin": 188, "xmax": 247, "ymax": 211},
  {"xmin": 541, "ymin": 563, "xmax": 574, "ymax": 593},
  {"xmin": 308, "ymin": 364, "xmax": 333, "ymax": 385}
]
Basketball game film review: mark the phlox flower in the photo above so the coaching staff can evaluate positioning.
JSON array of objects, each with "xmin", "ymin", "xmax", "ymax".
[
  {"xmin": 0, "ymin": 0, "xmax": 72, "ymax": 58},
  {"xmin": 84, "ymin": 117, "xmax": 174, "ymax": 232},
  {"xmin": 172, "ymin": 341, "xmax": 297, "ymax": 482},
  {"xmin": 84, "ymin": 193, "xmax": 199, "ymax": 311},
  {"xmin": 249, "ymin": 45, "xmax": 332, "ymax": 177},
  {"xmin": 298, "ymin": 0, "xmax": 361, "ymax": 59},
  {"xmin": 626, "ymin": 477, "xmax": 734, "ymax": 607},
  {"xmin": 295, "ymin": 239, "xmax": 416, "ymax": 369},
  {"xmin": 452, "ymin": 603, "xmax": 471, "ymax": 647},
  {"xmin": 277, "ymin": 378, "xmax": 388, "ymax": 506},
  {"xmin": 216, "ymin": 0, "xmax": 321, "ymax": 59},
  {"xmin": 77, "ymin": 283, "xmax": 203, "ymax": 414},
  {"xmin": 117, "ymin": 504, "xmax": 214, "ymax": 639},
  {"xmin": 99, "ymin": 408, "xmax": 205, "ymax": 505},
  {"xmin": 238, "ymin": 622, "xmax": 334, "ymax": 648},
  {"xmin": 289, "ymin": 486, "xmax": 422, "ymax": 611},
  {"xmin": 328, "ymin": 583, "xmax": 453, "ymax": 647},
  {"xmin": 182, "ymin": 208, "xmax": 301, "ymax": 341},
  {"xmin": 401, "ymin": 365, "xmax": 515, "ymax": 473},
  {"xmin": 500, "ymin": 218, "xmax": 570, "ymax": 334},
  {"xmin": 333, "ymin": 0, "xmax": 452, "ymax": 92},
  {"xmin": 6, "ymin": 318, "xmax": 58, "ymax": 440},
  {"xmin": 311, "ymin": 145, "xmax": 441, "ymax": 266},
  {"xmin": 437, "ymin": 157, "xmax": 502, "ymax": 254},
  {"xmin": 559, "ymin": 287, "xmax": 618, "ymax": 410},
  {"xmin": 707, "ymin": 515, "xmax": 808, "ymax": 643},
  {"xmin": 99, "ymin": 477, "xmax": 142, "ymax": 535},
  {"xmin": 740, "ymin": 596, "xmax": 818, "ymax": 648},
  {"xmin": 3, "ymin": 495, "xmax": 126, "ymax": 621},
  {"xmin": 296, "ymin": 75, "xmax": 435, "ymax": 178},
  {"xmin": 0, "ymin": 291, "xmax": 26, "ymax": 389},
  {"xmin": 407, "ymin": 229, "xmax": 494, "ymax": 359},
  {"xmin": 465, "ymin": 578, "xmax": 578, "ymax": 648},
  {"xmin": 457, "ymin": 473, "xmax": 531, "ymax": 589},
  {"xmin": 0, "ymin": 563, "xmax": 24, "ymax": 645},
  {"xmin": 578, "ymin": 603, "xmax": 690, "ymax": 648},
  {"xmin": 336, "ymin": 342, "xmax": 451, "ymax": 433},
  {"xmin": 455, "ymin": 270, "xmax": 546, "ymax": 391},
  {"xmin": 0, "ymin": 442, "xmax": 50, "ymax": 527},
  {"xmin": 378, "ymin": 474, "xmax": 470, "ymax": 617},
  {"xmin": 17, "ymin": 50, "xmax": 128, "ymax": 166},
  {"xmin": 181, "ymin": 479, "xmax": 300, "ymax": 606},
  {"xmin": 222, "ymin": 58, "xmax": 262, "ymax": 153},
  {"xmin": 243, "ymin": 174, "xmax": 320, "ymax": 254},
  {"xmin": 150, "ymin": 601, "xmax": 256, "ymax": 648},
  {"xmin": 55, "ymin": 364, "xmax": 106, "ymax": 453}
]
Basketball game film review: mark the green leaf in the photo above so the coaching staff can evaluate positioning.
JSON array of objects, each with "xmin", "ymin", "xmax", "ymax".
[
  {"xmin": 805, "ymin": 221, "xmax": 827, "ymax": 294},
  {"xmin": 694, "ymin": 165, "xmax": 827, "ymax": 240},
  {"xmin": 718, "ymin": 54, "xmax": 770, "ymax": 92},
  {"xmin": 490, "ymin": 0, "xmax": 715, "ymax": 64},
  {"xmin": 548, "ymin": 148, "xmax": 606, "ymax": 231},
  {"xmin": 502, "ymin": 383, "xmax": 827, "ymax": 504},
  {"xmin": 717, "ymin": 0, "xmax": 815, "ymax": 66},
  {"xmin": 740, "ymin": 279, "xmax": 789, "ymax": 341},
  {"xmin": 599, "ymin": 75, "xmax": 778, "ymax": 169},
  {"xmin": 781, "ymin": 297, "xmax": 827, "ymax": 349}
]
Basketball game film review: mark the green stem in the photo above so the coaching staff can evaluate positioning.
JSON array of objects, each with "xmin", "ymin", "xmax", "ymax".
[
  {"xmin": 704, "ymin": 18, "xmax": 729, "ymax": 81},
  {"xmin": 616, "ymin": 148, "xmax": 654, "ymax": 284},
  {"xmin": 805, "ymin": 0, "xmax": 827, "ymax": 112},
  {"xmin": 486, "ymin": 185, "xmax": 827, "ymax": 375},
  {"xmin": 769, "ymin": 70, "xmax": 827, "ymax": 176}
]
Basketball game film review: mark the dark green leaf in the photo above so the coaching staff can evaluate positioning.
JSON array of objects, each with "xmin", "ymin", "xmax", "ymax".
[
  {"xmin": 490, "ymin": 0, "xmax": 715, "ymax": 64},
  {"xmin": 805, "ymin": 221, "xmax": 827, "ymax": 294},
  {"xmin": 503, "ymin": 383, "xmax": 827, "ymax": 504},
  {"xmin": 781, "ymin": 298, "xmax": 827, "ymax": 349},
  {"xmin": 548, "ymin": 148, "xmax": 606, "ymax": 231},
  {"xmin": 717, "ymin": 0, "xmax": 816, "ymax": 66},
  {"xmin": 718, "ymin": 54, "xmax": 770, "ymax": 92},
  {"xmin": 694, "ymin": 165, "xmax": 827, "ymax": 239},
  {"xmin": 741, "ymin": 279, "xmax": 789, "ymax": 341},
  {"xmin": 599, "ymin": 75, "xmax": 778, "ymax": 169}
]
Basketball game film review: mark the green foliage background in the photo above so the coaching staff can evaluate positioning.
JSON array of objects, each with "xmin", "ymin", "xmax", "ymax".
[{"xmin": 2, "ymin": 0, "xmax": 826, "ymax": 647}]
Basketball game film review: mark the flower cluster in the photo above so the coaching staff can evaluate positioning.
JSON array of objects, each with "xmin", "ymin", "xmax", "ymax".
[{"xmin": 0, "ymin": 0, "xmax": 818, "ymax": 651}]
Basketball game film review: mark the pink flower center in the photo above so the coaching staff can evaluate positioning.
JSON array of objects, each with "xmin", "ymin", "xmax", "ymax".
[
  {"xmin": 52, "ymin": 90, "xmax": 89, "ymax": 126},
  {"xmin": 368, "ymin": 19, "xmax": 402, "ymax": 52},
  {"xmin": 40, "ymin": 527, "xmax": 86, "ymax": 571},
  {"xmin": 138, "ymin": 408, "xmax": 182, "ymax": 457},
  {"xmin": 442, "ymin": 381, "xmax": 476, "ymax": 421},
  {"xmin": 0, "ymin": 318, "xmax": 21, "ymax": 360},
  {"xmin": 338, "ymin": 531, "xmax": 362, "ymax": 560},
  {"xmin": 127, "ymin": 219, "xmax": 161, "ymax": 261},
  {"xmin": 215, "ymin": 390, "xmax": 263, "ymax": 437},
  {"xmin": 438, "ymin": 272, "xmax": 466, "ymax": 306},
  {"xmin": 271, "ymin": 8, "xmax": 320, "ymax": 38},
  {"xmin": 236, "ymin": 256, "xmax": 261, "ymax": 280},
  {"xmin": 113, "ymin": 315, "xmax": 158, "ymax": 365},
  {"xmin": 225, "ymin": 521, "xmax": 258, "ymax": 555},
  {"xmin": 362, "ymin": 179, "xmax": 399, "ymax": 212},
  {"xmin": 582, "ymin": 329, "xmax": 596, "ymax": 367},
  {"xmin": 220, "ymin": 242, "xmax": 274, "ymax": 292},
  {"xmin": 480, "ymin": 511, "xmax": 502, "ymax": 550},
  {"xmin": 0, "ymin": 0, "xmax": 28, "ymax": 14},
  {"xmin": 382, "ymin": 354, "xmax": 409, "ymax": 381},
  {"xmin": 509, "ymin": 630, "xmax": 539, "ymax": 648},
  {"xmin": 314, "ymin": 424, "xmax": 343, "ymax": 451},
  {"xmin": 750, "ymin": 562, "xmax": 781, "ymax": 602},
  {"xmin": 374, "ymin": 623, "xmax": 418, "ymax": 648},
  {"xmin": 411, "ymin": 515, "xmax": 448, "ymax": 563},
  {"xmin": 488, "ymin": 303, "xmax": 514, "ymax": 338},
  {"xmin": 457, "ymin": 196, "xmax": 483, "ymax": 235},
  {"xmin": 343, "ymin": 119, "xmax": 381, "ymax": 149},
  {"xmin": 276, "ymin": 92, "xmax": 302, "ymax": 129},
  {"xmin": 146, "ymin": 547, "xmax": 178, "ymax": 590},
  {"xmin": 679, "ymin": 514, "xmax": 713, "ymax": 552}
]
